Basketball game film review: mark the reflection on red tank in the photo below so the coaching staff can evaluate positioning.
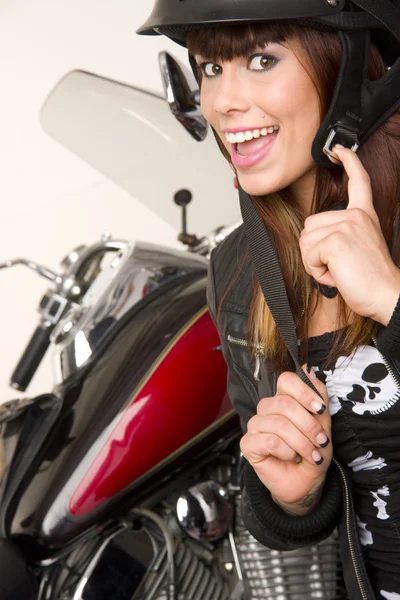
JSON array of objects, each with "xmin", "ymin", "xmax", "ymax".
[{"xmin": 69, "ymin": 310, "xmax": 229, "ymax": 517}]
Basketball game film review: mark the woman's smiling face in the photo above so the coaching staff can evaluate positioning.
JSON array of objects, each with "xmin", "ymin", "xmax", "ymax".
[{"xmin": 195, "ymin": 38, "xmax": 321, "ymax": 203}]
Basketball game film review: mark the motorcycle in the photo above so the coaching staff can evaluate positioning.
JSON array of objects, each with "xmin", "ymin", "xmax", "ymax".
[{"xmin": 0, "ymin": 53, "xmax": 347, "ymax": 600}]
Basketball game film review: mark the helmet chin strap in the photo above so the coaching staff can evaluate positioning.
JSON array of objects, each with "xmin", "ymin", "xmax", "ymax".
[
  {"xmin": 314, "ymin": 28, "xmax": 400, "ymax": 166},
  {"xmin": 238, "ymin": 184, "xmax": 323, "ymax": 395}
]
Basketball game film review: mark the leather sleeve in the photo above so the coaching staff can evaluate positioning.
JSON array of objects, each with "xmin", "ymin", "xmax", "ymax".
[
  {"xmin": 375, "ymin": 293, "xmax": 400, "ymax": 360},
  {"xmin": 241, "ymin": 460, "xmax": 342, "ymax": 550},
  {"xmin": 207, "ymin": 247, "xmax": 343, "ymax": 550}
]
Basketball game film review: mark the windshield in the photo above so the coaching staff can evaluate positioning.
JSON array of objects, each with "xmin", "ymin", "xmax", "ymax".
[{"xmin": 40, "ymin": 70, "xmax": 239, "ymax": 236}]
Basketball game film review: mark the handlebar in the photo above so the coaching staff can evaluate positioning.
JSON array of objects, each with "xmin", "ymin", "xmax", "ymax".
[
  {"xmin": 3, "ymin": 226, "xmax": 239, "ymax": 392},
  {"xmin": 0, "ymin": 258, "xmax": 60, "ymax": 282},
  {"xmin": 10, "ymin": 323, "xmax": 54, "ymax": 391},
  {"xmin": 5, "ymin": 238, "xmax": 128, "ymax": 391}
]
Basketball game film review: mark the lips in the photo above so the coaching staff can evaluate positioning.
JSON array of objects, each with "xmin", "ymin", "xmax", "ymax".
[{"xmin": 231, "ymin": 130, "xmax": 279, "ymax": 169}]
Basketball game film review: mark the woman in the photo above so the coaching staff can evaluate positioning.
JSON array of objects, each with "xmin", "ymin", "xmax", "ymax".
[{"xmin": 138, "ymin": 2, "xmax": 400, "ymax": 598}]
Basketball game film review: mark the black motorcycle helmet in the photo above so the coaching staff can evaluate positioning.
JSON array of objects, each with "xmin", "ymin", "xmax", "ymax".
[{"xmin": 138, "ymin": 0, "xmax": 400, "ymax": 166}]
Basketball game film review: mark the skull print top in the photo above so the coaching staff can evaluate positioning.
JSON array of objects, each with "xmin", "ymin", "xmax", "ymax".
[{"xmin": 308, "ymin": 331, "xmax": 400, "ymax": 600}]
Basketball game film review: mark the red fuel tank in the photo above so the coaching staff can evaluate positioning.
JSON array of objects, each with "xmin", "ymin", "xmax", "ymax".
[
  {"xmin": 69, "ymin": 307, "xmax": 230, "ymax": 517},
  {"xmin": 7, "ymin": 258, "xmax": 233, "ymax": 555}
]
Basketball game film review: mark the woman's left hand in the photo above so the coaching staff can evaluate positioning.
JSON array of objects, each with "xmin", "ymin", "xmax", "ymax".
[{"xmin": 299, "ymin": 146, "xmax": 400, "ymax": 325}]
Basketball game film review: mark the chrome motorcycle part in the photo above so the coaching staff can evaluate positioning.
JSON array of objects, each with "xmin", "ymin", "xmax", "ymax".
[
  {"xmin": 189, "ymin": 221, "xmax": 242, "ymax": 257},
  {"xmin": 72, "ymin": 523, "xmax": 129, "ymax": 600},
  {"xmin": 132, "ymin": 508, "xmax": 176, "ymax": 600},
  {"xmin": 50, "ymin": 489, "xmax": 347, "ymax": 600},
  {"xmin": 228, "ymin": 528, "xmax": 243, "ymax": 582},
  {"xmin": 233, "ymin": 495, "xmax": 348, "ymax": 599},
  {"xmin": 0, "ymin": 258, "xmax": 60, "ymax": 283},
  {"xmin": 50, "ymin": 514, "xmax": 230, "ymax": 600},
  {"xmin": 147, "ymin": 541, "xmax": 230, "ymax": 600},
  {"xmin": 176, "ymin": 481, "xmax": 233, "ymax": 542},
  {"xmin": 51, "ymin": 240, "xmax": 208, "ymax": 384},
  {"xmin": 3, "ymin": 234, "xmax": 128, "ymax": 391},
  {"xmin": 60, "ymin": 245, "xmax": 87, "ymax": 271},
  {"xmin": 159, "ymin": 51, "xmax": 208, "ymax": 142}
]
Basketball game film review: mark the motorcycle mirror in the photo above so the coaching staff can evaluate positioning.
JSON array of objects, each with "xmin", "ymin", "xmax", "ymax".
[{"xmin": 159, "ymin": 51, "xmax": 208, "ymax": 142}]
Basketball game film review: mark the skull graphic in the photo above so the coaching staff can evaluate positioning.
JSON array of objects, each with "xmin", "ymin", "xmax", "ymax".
[
  {"xmin": 356, "ymin": 515, "xmax": 373, "ymax": 547},
  {"xmin": 322, "ymin": 345, "xmax": 400, "ymax": 416},
  {"xmin": 348, "ymin": 451, "xmax": 387, "ymax": 472}
]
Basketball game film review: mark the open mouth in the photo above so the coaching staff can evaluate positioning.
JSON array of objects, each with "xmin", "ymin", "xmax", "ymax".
[{"xmin": 229, "ymin": 128, "xmax": 279, "ymax": 168}]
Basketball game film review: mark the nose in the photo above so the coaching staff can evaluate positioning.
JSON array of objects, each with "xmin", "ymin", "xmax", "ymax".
[{"xmin": 213, "ymin": 67, "xmax": 251, "ymax": 116}]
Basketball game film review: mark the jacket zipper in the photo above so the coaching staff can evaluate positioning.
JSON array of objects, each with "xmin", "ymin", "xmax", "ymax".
[
  {"xmin": 333, "ymin": 458, "xmax": 369, "ymax": 600},
  {"xmin": 227, "ymin": 334, "xmax": 265, "ymax": 381},
  {"xmin": 372, "ymin": 336, "xmax": 400, "ymax": 390},
  {"xmin": 335, "ymin": 337, "xmax": 400, "ymax": 600}
]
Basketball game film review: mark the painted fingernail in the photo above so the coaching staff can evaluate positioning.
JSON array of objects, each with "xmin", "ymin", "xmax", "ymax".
[
  {"xmin": 316, "ymin": 433, "xmax": 330, "ymax": 448},
  {"xmin": 296, "ymin": 455, "xmax": 302, "ymax": 464},
  {"xmin": 308, "ymin": 367, "xmax": 317, "ymax": 381},
  {"xmin": 312, "ymin": 451, "xmax": 324, "ymax": 465},
  {"xmin": 311, "ymin": 401, "xmax": 326, "ymax": 415}
]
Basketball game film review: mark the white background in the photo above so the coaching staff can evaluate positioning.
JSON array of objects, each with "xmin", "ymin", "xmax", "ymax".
[{"xmin": 0, "ymin": 0, "xmax": 237, "ymax": 401}]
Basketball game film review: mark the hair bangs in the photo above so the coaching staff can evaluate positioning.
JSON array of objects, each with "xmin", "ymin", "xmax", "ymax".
[{"xmin": 186, "ymin": 22, "xmax": 294, "ymax": 62}]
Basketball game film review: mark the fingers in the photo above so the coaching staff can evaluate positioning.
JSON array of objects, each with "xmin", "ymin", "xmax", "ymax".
[
  {"xmin": 300, "ymin": 232, "xmax": 338, "ymax": 287},
  {"xmin": 273, "ymin": 369, "xmax": 327, "ymax": 416},
  {"xmin": 249, "ymin": 369, "xmax": 331, "ymax": 467},
  {"xmin": 300, "ymin": 199, "xmax": 377, "ymax": 288},
  {"xmin": 300, "ymin": 222, "xmax": 347, "ymax": 286},
  {"xmin": 240, "ymin": 431, "xmax": 299, "ymax": 464},
  {"xmin": 246, "ymin": 413, "xmax": 328, "ymax": 467},
  {"xmin": 301, "ymin": 365, "xmax": 330, "ymax": 409},
  {"xmin": 241, "ymin": 369, "xmax": 331, "ymax": 470},
  {"xmin": 330, "ymin": 146, "xmax": 378, "ymax": 225}
]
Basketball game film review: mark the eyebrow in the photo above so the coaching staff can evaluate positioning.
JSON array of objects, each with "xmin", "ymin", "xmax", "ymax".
[{"xmin": 194, "ymin": 54, "xmax": 212, "ymax": 63}]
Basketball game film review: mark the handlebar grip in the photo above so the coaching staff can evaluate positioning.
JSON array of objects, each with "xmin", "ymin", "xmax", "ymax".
[{"xmin": 10, "ymin": 324, "xmax": 53, "ymax": 392}]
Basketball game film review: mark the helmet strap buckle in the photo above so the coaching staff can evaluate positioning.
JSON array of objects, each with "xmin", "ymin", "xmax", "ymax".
[{"xmin": 323, "ymin": 128, "xmax": 359, "ymax": 160}]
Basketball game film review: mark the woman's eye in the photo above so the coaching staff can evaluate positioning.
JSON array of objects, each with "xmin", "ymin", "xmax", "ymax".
[
  {"xmin": 200, "ymin": 62, "xmax": 222, "ymax": 78},
  {"xmin": 248, "ymin": 54, "xmax": 277, "ymax": 71}
]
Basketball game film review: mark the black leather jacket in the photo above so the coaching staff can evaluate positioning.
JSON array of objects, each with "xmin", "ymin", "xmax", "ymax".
[{"xmin": 207, "ymin": 225, "xmax": 400, "ymax": 600}]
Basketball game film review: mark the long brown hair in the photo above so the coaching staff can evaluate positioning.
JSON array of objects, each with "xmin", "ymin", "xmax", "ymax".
[{"xmin": 187, "ymin": 23, "xmax": 400, "ymax": 370}]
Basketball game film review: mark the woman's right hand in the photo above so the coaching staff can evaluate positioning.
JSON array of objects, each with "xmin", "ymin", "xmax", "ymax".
[{"xmin": 240, "ymin": 366, "xmax": 332, "ymax": 515}]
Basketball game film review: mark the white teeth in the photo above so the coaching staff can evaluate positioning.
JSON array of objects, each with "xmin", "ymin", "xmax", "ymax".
[{"xmin": 224, "ymin": 126, "xmax": 279, "ymax": 145}]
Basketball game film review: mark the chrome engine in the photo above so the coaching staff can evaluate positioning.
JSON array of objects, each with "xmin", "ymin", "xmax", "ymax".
[
  {"xmin": 46, "ymin": 454, "xmax": 348, "ymax": 600},
  {"xmin": 130, "ymin": 493, "xmax": 347, "ymax": 600},
  {"xmin": 141, "ymin": 539, "xmax": 230, "ymax": 600},
  {"xmin": 233, "ymin": 496, "xmax": 347, "ymax": 599}
]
